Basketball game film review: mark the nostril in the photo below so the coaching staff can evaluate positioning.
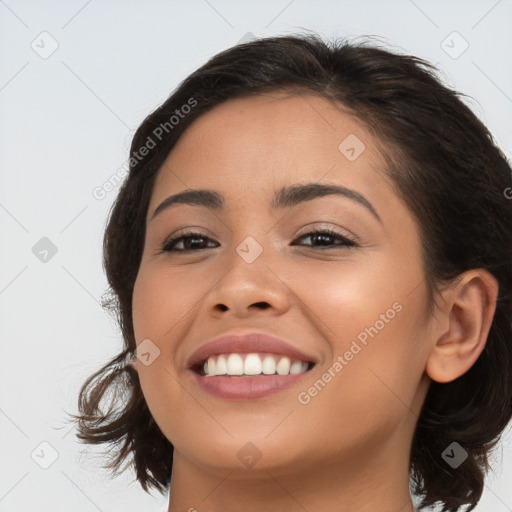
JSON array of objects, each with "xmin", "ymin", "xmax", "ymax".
[{"xmin": 252, "ymin": 302, "xmax": 271, "ymax": 309}]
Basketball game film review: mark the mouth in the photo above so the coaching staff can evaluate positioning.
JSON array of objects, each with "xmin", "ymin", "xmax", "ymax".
[
  {"xmin": 189, "ymin": 352, "xmax": 316, "ymax": 400},
  {"xmin": 192, "ymin": 352, "xmax": 316, "ymax": 377},
  {"xmin": 186, "ymin": 332, "xmax": 318, "ymax": 400}
]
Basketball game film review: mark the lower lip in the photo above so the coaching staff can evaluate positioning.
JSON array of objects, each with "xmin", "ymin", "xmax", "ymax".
[{"xmin": 190, "ymin": 370, "xmax": 311, "ymax": 400}]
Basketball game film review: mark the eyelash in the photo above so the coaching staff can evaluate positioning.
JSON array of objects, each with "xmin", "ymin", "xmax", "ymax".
[{"xmin": 160, "ymin": 227, "xmax": 358, "ymax": 253}]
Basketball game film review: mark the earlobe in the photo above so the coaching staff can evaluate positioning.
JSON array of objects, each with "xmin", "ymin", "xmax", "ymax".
[{"xmin": 425, "ymin": 269, "xmax": 499, "ymax": 384}]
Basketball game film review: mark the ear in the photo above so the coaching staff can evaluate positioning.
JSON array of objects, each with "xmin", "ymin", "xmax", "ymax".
[{"xmin": 426, "ymin": 269, "xmax": 499, "ymax": 383}]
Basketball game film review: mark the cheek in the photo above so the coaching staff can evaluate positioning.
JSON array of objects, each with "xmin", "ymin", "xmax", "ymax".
[
  {"xmin": 131, "ymin": 266, "xmax": 193, "ymax": 440},
  {"xmin": 132, "ymin": 264, "xmax": 201, "ymax": 342},
  {"xmin": 290, "ymin": 251, "xmax": 428, "ymax": 407},
  {"xmin": 287, "ymin": 253, "xmax": 416, "ymax": 347},
  {"xmin": 131, "ymin": 262, "xmax": 214, "ymax": 405},
  {"xmin": 294, "ymin": 258, "xmax": 429, "ymax": 426}
]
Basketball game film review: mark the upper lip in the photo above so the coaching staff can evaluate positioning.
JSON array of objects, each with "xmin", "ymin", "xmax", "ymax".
[{"xmin": 187, "ymin": 331, "xmax": 318, "ymax": 369}]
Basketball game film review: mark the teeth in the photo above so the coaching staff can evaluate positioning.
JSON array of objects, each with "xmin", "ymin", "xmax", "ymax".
[
  {"xmin": 216, "ymin": 355, "xmax": 227, "ymax": 375},
  {"xmin": 226, "ymin": 354, "xmax": 244, "ymax": 375},
  {"xmin": 244, "ymin": 354, "xmax": 262, "ymax": 375},
  {"xmin": 290, "ymin": 360, "xmax": 305, "ymax": 374},
  {"xmin": 276, "ymin": 356, "xmax": 291, "ymax": 375},
  {"xmin": 207, "ymin": 357, "xmax": 216, "ymax": 376},
  {"xmin": 202, "ymin": 353, "xmax": 310, "ymax": 377},
  {"xmin": 262, "ymin": 355, "xmax": 276, "ymax": 375}
]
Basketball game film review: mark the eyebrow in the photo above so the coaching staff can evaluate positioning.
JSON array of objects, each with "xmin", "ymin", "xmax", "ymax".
[{"xmin": 150, "ymin": 183, "xmax": 382, "ymax": 223}]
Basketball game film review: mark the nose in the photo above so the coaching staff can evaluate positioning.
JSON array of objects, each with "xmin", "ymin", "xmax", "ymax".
[{"xmin": 204, "ymin": 243, "xmax": 291, "ymax": 319}]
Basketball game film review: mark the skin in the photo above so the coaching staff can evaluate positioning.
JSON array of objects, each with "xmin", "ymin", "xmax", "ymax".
[{"xmin": 130, "ymin": 92, "xmax": 498, "ymax": 512}]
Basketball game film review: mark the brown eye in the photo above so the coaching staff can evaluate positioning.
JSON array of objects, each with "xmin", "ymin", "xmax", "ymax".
[
  {"xmin": 291, "ymin": 228, "xmax": 357, "ymax": 249},
  {"xmin": 161, "ymin": 232, "xmax": 218, "ymax": 252},
  {"xmin": 160, "ymin": 227, "xmax": 358, "ymax": 255}
]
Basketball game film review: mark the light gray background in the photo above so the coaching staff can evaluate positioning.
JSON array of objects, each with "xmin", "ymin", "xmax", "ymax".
[{"xmin": 1, "ymin": 1, "xmax": 511, "ymax": 511}]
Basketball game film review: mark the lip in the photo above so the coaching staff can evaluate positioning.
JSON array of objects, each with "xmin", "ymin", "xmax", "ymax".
[
  {"xmin": 187, "ymin": 332, "xmax": 318, "ymax": 369},
  {"xmin": 190, "ymin": 371, "xmax": 312, "ymax": 400},
  {"xmin": 186, "ymin": 331, "xmax": 318, "ymax": 400}
]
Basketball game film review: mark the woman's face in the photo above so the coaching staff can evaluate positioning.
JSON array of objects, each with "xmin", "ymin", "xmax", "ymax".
[{"xmin": 131, "ymin": 92, "xmax": 436, "ymax": 480}]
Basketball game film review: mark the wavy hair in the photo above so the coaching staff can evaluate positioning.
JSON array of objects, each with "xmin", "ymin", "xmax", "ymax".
[{"xmin": 67, "ymin": 32, "xmax": 512, "ymax": 511}]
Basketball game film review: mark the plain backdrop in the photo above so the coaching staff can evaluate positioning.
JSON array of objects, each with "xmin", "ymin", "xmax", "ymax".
[{"xmin": 1, "ymin": 1, "xmax": 511, "ymax": 511}]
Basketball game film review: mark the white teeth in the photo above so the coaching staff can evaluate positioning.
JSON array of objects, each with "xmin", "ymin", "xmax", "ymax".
[
  {"xmin": 262, "ymin": 355, "xmax": 276, "ymax": 374},
  {"xmin": 290, "ymin": 360, "xmax": 306, "ymax": 374},
  {"xmin": 207, "ymin": 357, "xmax": 216, "ymax": 376},
  {"xmin": 203, "ymin": 353, "xmax": 310, "ymax": 377},
  {"xmin": 244, "ymin": 354, "xmax": 262, "ymax": 375},
  {"xmin": 276, "ymin": 356, "xmax": 291, "ymax": 375},
  {"xmin": 216, "ymin": 355, "xmax": 227, "ymax": 375},
  {"xmin": 226, "ymin": 353, "xmax": 244, "ymax": 375}
]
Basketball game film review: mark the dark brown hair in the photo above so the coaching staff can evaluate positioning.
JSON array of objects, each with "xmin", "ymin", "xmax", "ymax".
[{"xmin": 67, "ymin": 31, "xmax": 512, "ymax": 511}]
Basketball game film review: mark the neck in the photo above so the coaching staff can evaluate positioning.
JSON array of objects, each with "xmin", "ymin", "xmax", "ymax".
[{"xmin": 167, "ymin": 442, "xmax": 416, "ymax": 512}]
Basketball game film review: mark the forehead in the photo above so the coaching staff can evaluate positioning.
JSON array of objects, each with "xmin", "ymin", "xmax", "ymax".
[{"xmin": 151, "ymin": 92, "xmax": 391, "ymax": 211}]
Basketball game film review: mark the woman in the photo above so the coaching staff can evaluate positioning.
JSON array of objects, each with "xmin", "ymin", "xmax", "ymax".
[{"xmin": 71, "ymin": 32, "xmax": 512, "ymax": 512}]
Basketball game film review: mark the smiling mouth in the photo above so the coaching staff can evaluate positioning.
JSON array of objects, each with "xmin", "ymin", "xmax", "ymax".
[{"xmin": 192, "ymin": 352, "xmax": 316, "ymax": 377}]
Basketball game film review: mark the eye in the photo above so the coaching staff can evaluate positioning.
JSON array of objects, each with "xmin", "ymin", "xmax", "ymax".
[
  {"xmin": 159, "ymin": 227, "xmax": 357, "ymax": 254},
  {"xmin": 291, "ymin": 228, "xmax": 358, "ymax": 249},
  {"xmin": 160, "ymin": 230, "xmax": 218, "ymax": 253}
]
